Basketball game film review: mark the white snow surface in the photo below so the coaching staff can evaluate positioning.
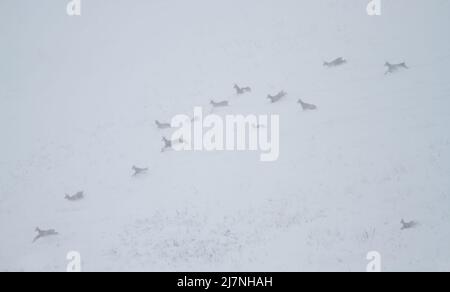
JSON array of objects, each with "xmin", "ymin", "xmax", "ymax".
[{"xmin": 1, "ymin": 0, "xmax": 450, "ymax": 271}]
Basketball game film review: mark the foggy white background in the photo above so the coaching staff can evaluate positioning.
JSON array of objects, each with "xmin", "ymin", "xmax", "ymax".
[{"xmin": 1, "ymin": 0, "xmax": 450, "ymax": 271}]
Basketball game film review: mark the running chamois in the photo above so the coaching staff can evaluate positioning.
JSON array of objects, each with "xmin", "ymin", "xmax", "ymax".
[
  {"xmin": 401, "ymin": 219, "xmax": 418, "ymax": 230},
  {"xmin": 161, "ymin": 136, "xmax": 184, "ymax": 152},
  {"xmin": 132, "ymin": 166, "xmax": 148, "ymax": 176},
  {"xmin": 33, "ymin": 227, "xmax": 58, "ymax": 243},
  {"xmin": 298, "ymin": 99, "xmax": 317, "ymax": 111},
  {"xmin": 155, "ymin": 120, "xmax": 172, "ymax": 130},
  {"xmin": 210, "ymin": 100, "xmax": 229, "ymax": 108},
  {"xmin": 267, "ymin": 91, "xmax": 287, "ymax": 103},
  {"xmin": 385, "ymin": 62, "xmax": 409, "ymax": 75},
  {"xmin": 65, "ymin": 191, "xmax": 84, "ymax": 202},
  {"xmin": 323, "ymin": 57, "xmax": 347, "ymax": 68},
  {"xmin": 234, "ymin": 84, "xmax": 252, "ymax": 95}
]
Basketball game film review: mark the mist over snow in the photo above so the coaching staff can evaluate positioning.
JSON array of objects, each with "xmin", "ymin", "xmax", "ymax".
[{"xmin": 1, "ymin": 0, "xmax": 450, "ymax": 271}]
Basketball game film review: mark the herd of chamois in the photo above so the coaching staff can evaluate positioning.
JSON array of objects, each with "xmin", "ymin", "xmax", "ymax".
[{"xmin": 33, "ymin": 58, "xmax": 414, "ymax": 243}]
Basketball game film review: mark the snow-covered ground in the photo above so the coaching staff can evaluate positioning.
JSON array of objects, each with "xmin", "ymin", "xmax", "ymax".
[{"xmin": 1, "ymin": 0, "xmax": 450, "ymax": 272}]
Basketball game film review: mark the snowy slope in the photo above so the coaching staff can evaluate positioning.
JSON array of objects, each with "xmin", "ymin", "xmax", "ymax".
[{"xmin": 1, "ymin": 0, "xmax": 450, "ymax": 271}]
